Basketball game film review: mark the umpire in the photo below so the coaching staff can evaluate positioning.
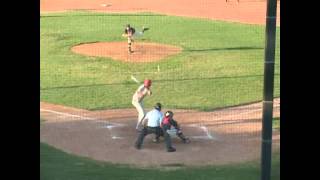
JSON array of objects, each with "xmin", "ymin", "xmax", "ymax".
[{"xmin": 134, "ymin": 103, "xmax": 176, "ymax": 152}]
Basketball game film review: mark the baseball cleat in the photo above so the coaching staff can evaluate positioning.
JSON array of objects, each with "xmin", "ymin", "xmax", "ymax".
[
  {"xmin": 167, "ymin": 147, "xmax": 176, "ymax": 152},
  {"xmin": 135, "ymin": 144, "xmax": 141, "ymax": 150},
  {"xmin": 142, "ymin": 27, "xmax": 149, "ymax": 33},
  {"xmin": 183, "ymin": 138, "xmax": 191, "ymax": 144}
]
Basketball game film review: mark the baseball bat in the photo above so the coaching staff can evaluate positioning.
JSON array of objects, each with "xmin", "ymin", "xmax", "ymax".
[{"xmin": 131, "ymin": 75, "xmax": 140, "ymax": 84}]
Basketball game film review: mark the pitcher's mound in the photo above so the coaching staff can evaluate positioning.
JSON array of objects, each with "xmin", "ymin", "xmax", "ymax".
[{"xmin": 71, "ymin": 42, "xmax": 182, "ymax": 63}]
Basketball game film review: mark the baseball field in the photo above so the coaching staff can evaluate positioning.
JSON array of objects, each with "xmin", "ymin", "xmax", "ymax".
[
  {"xmin": 40, "ymin": 11, "xmax": 280, "ymax": 110},
  {"xmin": 40, "ymin": 0, "xmax": 280, "ymax": 179}
]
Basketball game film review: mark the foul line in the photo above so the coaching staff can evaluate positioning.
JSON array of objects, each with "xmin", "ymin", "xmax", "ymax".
[
  {"xmin": 40, "ymin": 108, "xmax": 125, "ymax": 139},
  {"xmin": 40, "ymin": 109, "xmax": 96, "ymax": 120}
]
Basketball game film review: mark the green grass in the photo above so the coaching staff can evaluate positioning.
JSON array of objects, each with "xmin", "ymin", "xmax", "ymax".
[
  {"xmin": 40, "ymin": 11, "xmax": 280, "ymax": 110},
  {"xmin": 40, "ymin": 143, "xmax": 280, "ymax": 180}
]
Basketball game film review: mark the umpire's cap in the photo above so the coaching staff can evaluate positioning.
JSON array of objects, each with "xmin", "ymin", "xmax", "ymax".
[{"xmin": 154, "ymin": 103, "xmax": 162, "ymax": 110}]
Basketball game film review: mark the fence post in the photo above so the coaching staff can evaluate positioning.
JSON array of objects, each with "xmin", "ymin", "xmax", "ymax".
[{"xmin": 261, "ymin": 0, "xmax": 278, "ymax": 180}]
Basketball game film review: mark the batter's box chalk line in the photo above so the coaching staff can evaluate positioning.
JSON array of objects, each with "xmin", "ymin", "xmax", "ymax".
[
  {"xmin": 99, "ymin": 122, "xmax": 126, "ymax": 129},
  {"xmin": 40, "ymin": 108, "xmax": 127, "ymax": 139},
  {"xmin": 40, "ymin": 109, "xmax": 96, "ymax": 121},
  {"xmin": 98, "ymin": 122, "xmax": 127, "ymax": 140},
  {"xmin": 186, "ymin": 124, "xmax": 217, "ymax": 140}
]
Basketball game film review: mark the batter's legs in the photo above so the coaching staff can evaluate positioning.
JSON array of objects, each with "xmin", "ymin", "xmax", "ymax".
[{"xmin": 132, "ymin": 101, "xmax": 146, "ymax": 129}]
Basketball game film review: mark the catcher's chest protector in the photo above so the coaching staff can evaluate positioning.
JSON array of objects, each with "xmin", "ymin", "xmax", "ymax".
[{"xmin": 162, "ymin": 117, "xmax": 171, "ymax": 125}]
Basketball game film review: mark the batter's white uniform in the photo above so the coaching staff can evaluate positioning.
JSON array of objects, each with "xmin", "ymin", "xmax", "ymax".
[{"xmin": 132, "ymin": 84, "xmax": 152, "ymax": 129}]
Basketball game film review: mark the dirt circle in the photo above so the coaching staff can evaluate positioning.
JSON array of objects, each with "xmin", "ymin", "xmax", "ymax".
[{"xmin": 71, "ymin": 42, "xmax": 182, "ymax": 63}]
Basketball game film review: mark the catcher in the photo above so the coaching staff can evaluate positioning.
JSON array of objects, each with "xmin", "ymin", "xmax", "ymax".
[
  {"xmin": 155, "ymin": 110, "xmax": 190, "ymax": 144},
  {"xmin": 122, "ymin": 24, "xmax": 149, "ymax": 53}
]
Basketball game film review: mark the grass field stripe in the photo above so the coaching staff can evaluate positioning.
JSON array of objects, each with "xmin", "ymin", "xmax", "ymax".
[
  {"xmin": 125, "ymin": 72, "xmax": 158, "ymax": 74},
  {"xmin": 41, "ymin": 13, "xmax": 280, "ymax": 110},
  {"xmin": 40, "ymin": 109, "xmax": 96, "ymax": 120}
]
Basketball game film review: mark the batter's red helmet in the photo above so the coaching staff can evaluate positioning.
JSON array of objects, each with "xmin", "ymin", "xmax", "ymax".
[{"xmin": 144, "ymin": 79, "xmax": 152, "ymax": 87}]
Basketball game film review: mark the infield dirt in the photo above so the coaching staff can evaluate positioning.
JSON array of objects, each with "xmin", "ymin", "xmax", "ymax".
[
  {"xmin": 72, "ymin": 42, "xmax": 182, "ymax": 63},
  {"xmin": 40, "ymin": 98, "xmax": 280, "ymax": 167}
]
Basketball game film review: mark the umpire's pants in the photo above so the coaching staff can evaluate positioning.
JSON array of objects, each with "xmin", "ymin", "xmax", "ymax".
[
  {"xmin": 162, "ymin": 125, "xmax": 173, "ymax": 150},
  {"xmin": 135, "ymin": 126, "xmax": 161, "ymax": 148}
]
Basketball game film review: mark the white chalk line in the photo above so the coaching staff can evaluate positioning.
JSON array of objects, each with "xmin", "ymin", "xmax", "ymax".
[
  {"xmin": 190, "ymin": 136, "xmax": 214, "ymax": 140},
  {"xmin": 100, "ymin": 124, "xmax": 126, "ymax": 129},
  {"xmin": 185, "ymin": 104, "xmax": 280, "ymax": 140},
  {"xmin": 42, "ymin": 107, "xmax": 212, "ymax": 140},
  {"xmin": 187, "ymin": 124, "xmax": 215, "ymax": 140},
  {"xmin": 40, "ymin": 108, "xmax": 125, "ymax": 139},
  {"xmin": 111, "ymin": 136, "xmax": 124, "ymax": 139},
  {"xmin": 200, "ymin": 126, "xmax": 214, "ymax": 139},
  {"xmin": 40, "ymin": 109, "xmax": 96, "ymax": 120}
]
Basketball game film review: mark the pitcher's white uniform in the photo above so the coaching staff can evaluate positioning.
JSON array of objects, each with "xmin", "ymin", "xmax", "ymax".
[
  {"xmin": 122, "ymin": 24, "xmax": 149, "ymax": 53},
  {"xmin": 132, "ymin": 79, "xmax": 152, "ymax": 129}
]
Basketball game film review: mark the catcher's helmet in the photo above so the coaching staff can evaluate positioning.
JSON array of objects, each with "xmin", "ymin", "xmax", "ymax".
[
  {"xmin": 144, "ymin": 79, "xmax": 152, "ymax": 88},
  {"xmin": 154, "ymin": 103, "xmax": 162, "ymax": 110},
  {"xmin": 165, "ymin": 111, "xmax": 174, "ymax": 117}
]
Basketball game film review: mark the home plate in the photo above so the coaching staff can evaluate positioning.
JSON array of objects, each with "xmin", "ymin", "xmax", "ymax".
[
  {"xmin": 111, "ymin": 136, "xmax": 124, "ymax": 139},
  {"xmin": 100, "ymin": 123, "xmax": 125, "ymax": 129}
]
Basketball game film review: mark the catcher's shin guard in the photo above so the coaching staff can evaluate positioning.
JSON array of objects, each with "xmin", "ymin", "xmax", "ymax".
[{"xmin": 177, "ymin": 132, "xmax": 190, "ymax": 143}]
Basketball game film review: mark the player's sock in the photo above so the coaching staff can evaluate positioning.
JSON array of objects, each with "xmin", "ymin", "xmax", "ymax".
[{"xmin": 142, "ymin": 27, "xmax": 149, "ymax": 33}]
